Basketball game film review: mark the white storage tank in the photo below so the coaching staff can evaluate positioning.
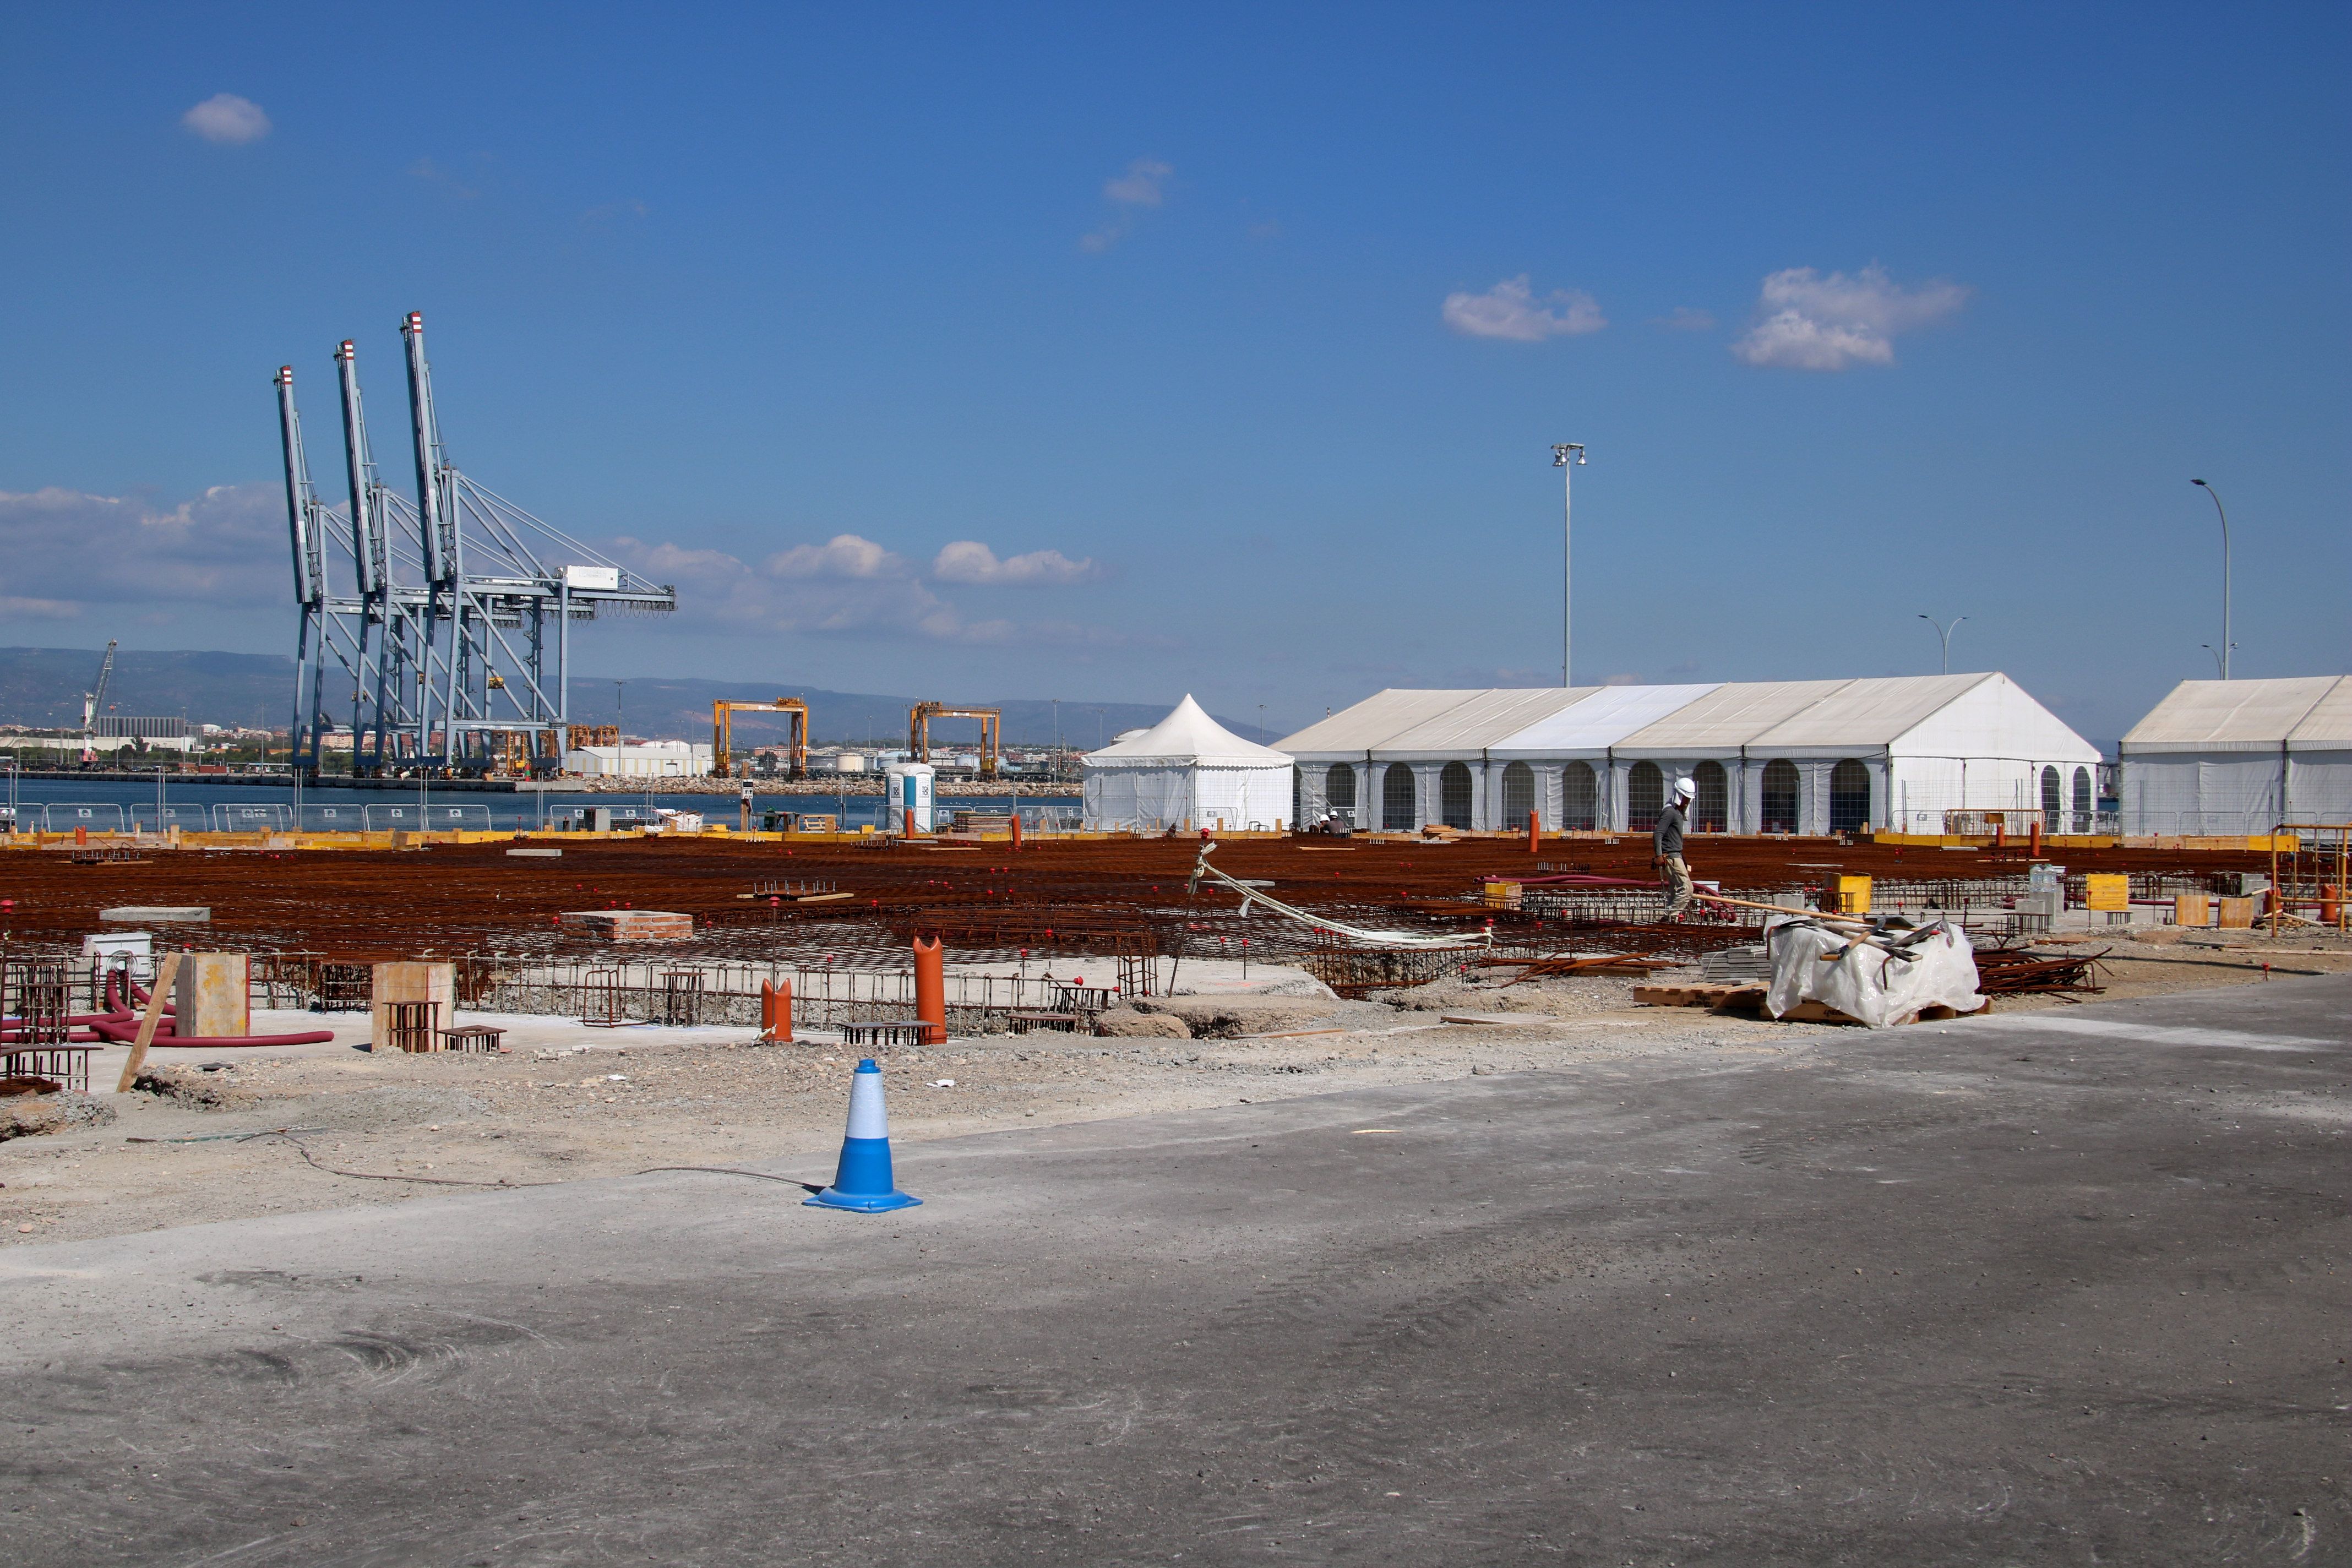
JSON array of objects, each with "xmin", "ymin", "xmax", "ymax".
[{"xmin": 884, "ymin": 761, "xmax": 936, "ymax": 834}]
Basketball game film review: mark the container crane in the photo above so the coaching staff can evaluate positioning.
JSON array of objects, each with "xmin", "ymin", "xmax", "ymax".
[
  {"xmin": 79, "ymin": 640, "xmax": 116, "ymax": 764},
  {"xmin": 275, "ymin": 314, "xmax": 679, "ymax": 777}
]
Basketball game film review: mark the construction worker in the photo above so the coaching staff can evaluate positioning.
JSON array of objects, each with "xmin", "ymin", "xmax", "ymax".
[{"xmin": 1655, "ymin": 776, "xmax": 1697, "ymax": 920}]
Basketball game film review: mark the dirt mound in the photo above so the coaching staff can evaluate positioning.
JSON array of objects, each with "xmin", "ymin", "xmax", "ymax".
[
  {"xmin": 1129, "ymin": 995, "xmax": 1334, "ymax": 1038},
  {"xmin": 0, "ymin": 1091, "xmax": 117, "ymax": 1141},
  {"xmin": 1092, "ymin": 1007, "xmax": 1192, "ymax": 1039}
]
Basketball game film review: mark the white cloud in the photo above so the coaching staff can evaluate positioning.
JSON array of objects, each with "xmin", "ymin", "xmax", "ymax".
[
  {"xmin": 1441, "ymin": 276, "xmax": 1606, "ymax": 341},
  {"xmin": 1103, "ymin": 159, "xmax": 1171, "ymax": 207},
  {"xmin": 1082, "ymin": 158, "xmax": 1172, "ymax": 252},
  {"xmin": 0, "ymin": 484, "xmax": 286, "ymax": 612},
  {"xmin": 932, "ymin": 541, "xmax": 1102, "ymax": 586},
  {"xmin": 182, "ymin": 94, "xmax": 271, "ymax": 145},
  {"xmin": 761, "ymin": 533, "xmax": 911, "ymax": 580},
  {"xmin": 605, "ymin": 532, "xmax": 1136, "ymax": 647},
  {"xmin": 1732, "ymin": 264, "xmax": 1970, "ymax": 371},
  {"xmin": 0, "ymin": 596, "xmax": 80, "ymax": 619}
]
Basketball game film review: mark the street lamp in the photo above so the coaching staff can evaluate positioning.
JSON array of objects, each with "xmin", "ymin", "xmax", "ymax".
[
  {"xmin": 1550, "ymin": 443, "xmax": 1586, "ymax": 687},
  {"xmin": 1918, "ymin": 614, "xmax": 1965, "ymax": 674},
  {"xmin": 2200, "ymin": 644, "xmax": 2230, "ymax": 678},
  {"xmin": 2190, "ymin": 480, "xmax": 2231, "ymax": 679}
]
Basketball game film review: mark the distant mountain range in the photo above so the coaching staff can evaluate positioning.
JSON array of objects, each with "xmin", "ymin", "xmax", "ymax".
[{"xmin": 0, "ymin": 647, "xmax": 1278, "ymax": 748}]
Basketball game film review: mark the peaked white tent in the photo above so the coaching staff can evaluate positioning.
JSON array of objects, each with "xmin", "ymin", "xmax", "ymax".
[
  {"xmin": 1081, "ymin": 695, "xmax": 1295, "ymax": 831},
  {"xmin": 2120, "ymin": 677, "xmax": 2352, "ymax": 835}
]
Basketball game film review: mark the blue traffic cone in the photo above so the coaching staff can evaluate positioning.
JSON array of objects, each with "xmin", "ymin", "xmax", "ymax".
[{"xmin": 804, "ymin": 1059, "xmax": 922, "ymax": 1213}]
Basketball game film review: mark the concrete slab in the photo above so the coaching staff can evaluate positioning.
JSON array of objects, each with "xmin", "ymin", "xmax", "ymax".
[{"xmin": 4, "ymin": 978, "xmax": 2346, "ymax": 1564}]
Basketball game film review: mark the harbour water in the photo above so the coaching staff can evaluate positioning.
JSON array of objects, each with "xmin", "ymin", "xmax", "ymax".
[{"xmin": 0, "ymin": 775, "xmax": 1080, "ymax": 835}]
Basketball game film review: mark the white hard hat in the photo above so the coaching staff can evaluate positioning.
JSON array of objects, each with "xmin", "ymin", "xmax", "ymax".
[{"xmin": 1673, "ymin": 776, "xmax": 1696, "ymax": 800}]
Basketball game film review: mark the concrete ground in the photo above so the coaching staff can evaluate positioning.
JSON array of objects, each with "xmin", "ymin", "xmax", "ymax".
[{"xmin": 2, "ymin": 975, "xmax": 2346, "ymax": 1564}]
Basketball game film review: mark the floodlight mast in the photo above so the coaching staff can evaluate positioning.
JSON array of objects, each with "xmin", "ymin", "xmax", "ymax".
[{"xmin": 1551, "ymin": 443, "xmax": 1586, "ymax": 687}]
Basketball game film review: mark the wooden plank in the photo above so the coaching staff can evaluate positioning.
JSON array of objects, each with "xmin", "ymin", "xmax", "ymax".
[{"xmin": 115, "ymin": 952, "xmax": 183, "ymax": 1092}]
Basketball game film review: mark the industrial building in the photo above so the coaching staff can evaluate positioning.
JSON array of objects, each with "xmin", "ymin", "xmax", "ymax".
[
  {"xmin": 560, "ymin": 740, "xmax": 714, "ymax": 778},
  {"xmin": 1281, "ymin": 674, "xmax": 2100, "ymax": 836},
  {"xmin": 1081, "ymin": 696, "xmax": 1293, "ymax": 831},
  {"xmin": 2119, "ymin": 676, "xmax": 2352, "ymax": 835}
]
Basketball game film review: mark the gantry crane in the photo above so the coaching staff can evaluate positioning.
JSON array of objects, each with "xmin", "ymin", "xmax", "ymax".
[
  {"xmin": 79, "ymin": 640, "xmax": 117, "ymax": 764},
  {"xmin": 908, "ymin": 702, "xmax": 1000, "ymax": 779},
  {"xmin": 275, "ymin": 315, "xmax": 678, "ymax": 780},
  {"xmin": 713, "ymin": 698, "xmax": 809, "ymax": 778}
]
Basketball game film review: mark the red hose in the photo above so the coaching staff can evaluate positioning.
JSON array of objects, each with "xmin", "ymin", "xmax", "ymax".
[{"xmin": 7, "ymin": 1007, "xmax": 335, "ymax": 1049}]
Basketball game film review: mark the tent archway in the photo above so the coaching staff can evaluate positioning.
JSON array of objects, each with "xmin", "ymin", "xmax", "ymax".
[
  {"xmin": 1627, "ymin": 761, "xmax": 1665, "ymax": 829},
  {"xmin": 1830, "ymin": 759, "xmax": 1871, "ymax": 833},
  {"xmin": 1691, "ymin": 760, "xmax": 1727, "ymax": 832},
  {"xmin": 1500, "ymin": 761, "xmax": 1536, "ymax": 829},
  {"xmin": 1761, "ymin": 759, "xmax": 1799, "ymax": 834},
  {"xmin": 1562, "ymin": 761, "xmax": 1598, "ymax": 830},
  {"xmin": 1382, "ymin": 764, "xmax": 1416, "ymax": 831}
]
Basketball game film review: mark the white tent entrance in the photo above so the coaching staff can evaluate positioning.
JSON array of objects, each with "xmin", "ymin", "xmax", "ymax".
[{"xmin": 1081, "ymin": 695, "xmax": 1294, "ymax": 831}]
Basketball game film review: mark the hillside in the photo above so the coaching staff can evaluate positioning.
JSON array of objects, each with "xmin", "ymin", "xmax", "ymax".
[{"xmin": 0, "ymin": 647, "xmax": 1277, "ymax": 747}]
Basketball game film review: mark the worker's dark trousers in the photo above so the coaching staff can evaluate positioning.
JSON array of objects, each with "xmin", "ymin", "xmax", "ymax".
[{"xmin": 1660, "ymin": 854, "xmax": 1693, "ymax": 919}]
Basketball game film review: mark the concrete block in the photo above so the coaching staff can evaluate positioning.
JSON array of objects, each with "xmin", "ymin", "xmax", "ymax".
[
  {"xmin": 101, "ymin": 906, "xmax": 209, "ymax": 924},
  {"xmin": 372, "ymin": 962, "xmax": 456, "ymax": 1052},
  {"xmin": 173, "ymin": 952, "xmax": 250, "ymax": 1038}
]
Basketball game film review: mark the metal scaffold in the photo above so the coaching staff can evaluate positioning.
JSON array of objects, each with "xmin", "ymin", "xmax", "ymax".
[{"xmin": 275, "ymin": 313, "xmax": 677, "ymax": 777}]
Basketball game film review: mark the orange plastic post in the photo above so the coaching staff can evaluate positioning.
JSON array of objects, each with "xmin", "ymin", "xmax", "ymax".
[
  {"xmin": 1992, "ymin": 821, "xmax": 2006, "ymax": 850},
  {"xmin": 75, "ymin": 825, "xmax": 88, "ymax": 847},
  {"xmin": 913, "ymin": 935, "xmax": 946, "ymax": 1045},
  {"xmin": 759, "ymin": 979, "xmax": 794, "ymax": 1041},
  {"xmin": 2028, "ymin": 819, "xmax": 2043, "ymax": 857},
  {"xmin": 1010, "ymin": 812, "xmax": 1022, "ymax": 852},
  {"xmin": 1526, "ymin": 809, "xmax": 1541, "ymax": 854},
  {"xmin": 2322, "ymin": 884, "xmax": 2342, "ymax": 927}
]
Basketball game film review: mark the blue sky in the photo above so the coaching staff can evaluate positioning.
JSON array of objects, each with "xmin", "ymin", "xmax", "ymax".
[{"xmin": 1, "ymin": 3, "xmax": 2345, "ymax": 743}]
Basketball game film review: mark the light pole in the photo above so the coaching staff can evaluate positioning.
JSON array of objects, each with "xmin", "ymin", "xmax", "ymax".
[
  {"xmin": 2190, "ymin": 479, "xmax": 2231, "ymax": 679},
  {"xmin": 1551, "ymin": 443, "xmax": 1586, "ymax": 687},
  {"xmin": 2201, "ymin": 644, "xmax": 2228, "ymax": 678},
  {"xmin": 1918, "ymin": 614, "xmax": 1965, "ymax": 674}
]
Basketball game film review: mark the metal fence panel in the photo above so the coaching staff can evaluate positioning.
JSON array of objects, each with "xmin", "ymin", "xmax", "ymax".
[
  {"xmin": 211, "ymin": 803, "xmax": 293, "ymax": 832},
  {"xmin": 362, "ymin": 803, "xmax": 495, "ymax": 831},
  {"xmin": 42, "ymin": 802, "xmax": 126, "ymax": 832}
]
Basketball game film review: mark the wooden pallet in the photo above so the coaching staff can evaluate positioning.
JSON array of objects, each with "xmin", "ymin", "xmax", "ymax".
[
  {"xmin": 1631, "ymin": 983, "xmax": 1983, "ymax": 1027},
  {"xmin": 1631, "ymin": 982, "xmax": 1765, "ymax": 1011}
]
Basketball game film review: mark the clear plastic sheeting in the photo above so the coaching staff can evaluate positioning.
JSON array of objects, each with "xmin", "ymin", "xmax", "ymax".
[{"xmin": 1763, "ymin": 916, "xmax": 1984, "ymax": 1029}]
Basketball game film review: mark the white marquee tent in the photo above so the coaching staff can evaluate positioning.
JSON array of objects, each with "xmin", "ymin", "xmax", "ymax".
[
  {"xmin": 2119, "ymin": 677, "xmax": 2352, "ymax": 836},
  {"xmin": 1081, "ymin": 695, "xmax": 1294, "ymax": 831},
  {"xmin": 1283, "ymin": 674, "xmax": 2099, "ymax": 836}
]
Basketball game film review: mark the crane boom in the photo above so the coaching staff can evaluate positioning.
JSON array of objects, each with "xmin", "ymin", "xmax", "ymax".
[{"xmin": 80, "ymin": 639, "xmax": 117, "ymax": 763}]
